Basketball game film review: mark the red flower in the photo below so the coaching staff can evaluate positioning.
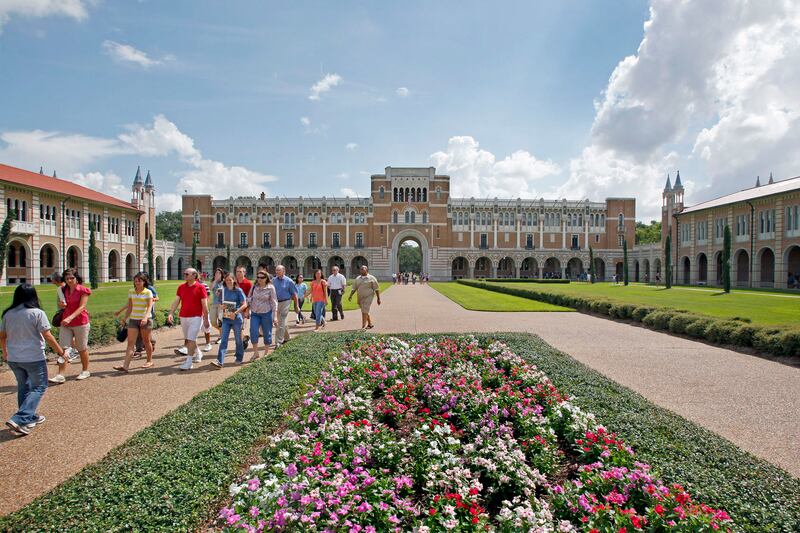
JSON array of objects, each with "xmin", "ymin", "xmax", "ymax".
[
  {"xmin": 429, "ymin": 508, "xmax": 436, "ymax": 516},
  {"xmin": 469, "ymin": 488, "xmax": 479, "ymax": 496},
  {"xmin": 654, "ymin": 504, "xmax": 664, "ymax": 516}
]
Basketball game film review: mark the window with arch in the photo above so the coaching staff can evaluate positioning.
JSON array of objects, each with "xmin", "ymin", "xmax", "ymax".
[
  {"xmin": 194, "ymin": 210, "xmax": 200, "ymax": 224},
  {"xmin": 392, "ymin": 211, "xmax": 398, "ymax": 224},
  {"xmin": 404, "ymin": 210, "xmax": 416, "ymax": 224},
  {"xmin": 618, "ymin": 213, "xmax": 624, "ymax": 228},
  {"xmin": 422, "ymin": 211, "xmax": 428, "ymax": 224},
  {"xmin": 379, "ymin": 186, "xmax": 385, "ymax": 200},
  {"xmin": 422, "ymin": 188, "xmax": 427, "ymax": 202}
]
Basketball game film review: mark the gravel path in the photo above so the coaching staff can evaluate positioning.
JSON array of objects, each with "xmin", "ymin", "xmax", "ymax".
[{"xmin": 325, "ymin": 284, "xmax": 800, "ymax": 477}]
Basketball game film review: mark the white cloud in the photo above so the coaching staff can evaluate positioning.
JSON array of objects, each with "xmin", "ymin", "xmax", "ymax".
[
  {"xmin": 72, "ymin": 170, "xmax": 130, "ymax": 200},
  {"xmin": 345, "ymin": 142, "xmax": 358, "ymax": 151},
  {"xmin": 0, "ymin": 0, "xmax": 89, "ymax": 32},
  {"xmin": 396, "ymin": 87, "xmax": 410, "ymax": 97},
  {"xmin": 340, "ymin": 187, "xmax": 358, "ymax": 197},
  {"xmin": 309, "ymin": 73, "xmax": 342, "ymax": 101},
  {"xmin": 430, "ymin": 136, "xmax": 560, "ymax": 199},
  {"xmin": 154, "ymin": 192, "xmax": 183, "ymax": 213},
  {"xmin": 102, "ymin": 40, "xmax": 172, "ymax": 68},
  {"xmin": 300, "ymin": 116, "xmax": 311, "ymax": 126},
  {"xmin": 118, "ymin": 115, "xmax": 199, "ymax": 159}
]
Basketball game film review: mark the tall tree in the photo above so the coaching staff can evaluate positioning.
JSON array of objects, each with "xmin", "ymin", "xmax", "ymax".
[
  {"xmin": 623, "ymin": 239, "xmax": 629, "ymax": 286},
  {"xmin": 722, "ymin": 224, "xmax": 732, "ymax": 293},
  {"xmin": 635, "ymin": 220, "xmax": 662, "ymax": 245},
  {"xmin": 155, "ymin": 210, "xmax": 182, "ymax": 242},
  {"xmin": 665, "ymin": 234, "xmax": 672, "ymax": 289},
  {"xmin": 88, "ymin": 221, "xmax": 99, "ymax": 289},
  {"xmin": 588, "ymin": 246, "xmax": 595, "ymax": 284},
  {"xmin": 0, "ymin": 209, "xmax": 15, "ymax": 282},
  {"xmin": 191, "ymin": 238, "xmax": 197, "ymax": 271},
  {"xmin": 147, "ymin": 235, "xmax": 155, "ymax": 282}
]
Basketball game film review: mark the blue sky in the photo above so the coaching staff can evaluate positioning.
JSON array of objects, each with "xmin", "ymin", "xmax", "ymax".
[{"xmin": 1, "ymin": 1, "xmax": 798, "ymax": 220}]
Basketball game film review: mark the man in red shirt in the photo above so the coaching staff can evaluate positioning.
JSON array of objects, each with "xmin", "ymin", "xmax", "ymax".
[
  {"xmin": 167, "ymin": 267, "xmax": 210, "ymax": 370},
  {"xmin": 235, "ymin": 266, "xmax": 253, "ymax": 346}
]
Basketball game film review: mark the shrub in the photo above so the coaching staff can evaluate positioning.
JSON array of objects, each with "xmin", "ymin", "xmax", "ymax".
[
  {"xmin": 685, "ymin": 317, "xmax": 714, "ymax": 339},
  {"xmin": 642, "ymin": 310, "xmax": 676, "ymax": 330},
  {"xmin": 631, "ymin": 306, "xmax": 655, "ymax": 322},
  {"xmin": 668, "ymin": 313, "xmax": 704, "ymax": 335},
  {"xmin": 704, "ymin": 320, "xmax": 739, "ymax": 344},
  {"xmin": 730, "ymin": 323, "xmax": 758, "ymax": 347}
]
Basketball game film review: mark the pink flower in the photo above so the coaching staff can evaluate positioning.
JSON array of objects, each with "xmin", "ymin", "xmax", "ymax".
[
  {"xmin": 356, "ymin": 501, "xmax": 373, "ymax": 513},
  {"xmin": 250, "ymin": 506, "xmax": 260, "ymax": 518},
  {"xmin": 247, "ymin": 478, "xmax": 260, "ymax": 491},
  {"xmin": 393, "ymin": 475, "xmax": 413, "ymax": 489}
]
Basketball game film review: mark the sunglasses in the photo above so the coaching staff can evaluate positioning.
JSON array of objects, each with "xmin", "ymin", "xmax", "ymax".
[{"xmin": 256, "ymin": 275, "xmax": 267, "ymax": 279}]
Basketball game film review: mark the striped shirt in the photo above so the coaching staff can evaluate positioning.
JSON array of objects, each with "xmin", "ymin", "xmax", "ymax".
[{"xmin": 128, "ymin": 288, "xmax": 154, "ymax": 320}]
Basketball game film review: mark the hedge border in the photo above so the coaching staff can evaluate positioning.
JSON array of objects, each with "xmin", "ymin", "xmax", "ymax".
[
  {"xmin": 0, "ymin": 332, "xmax": 359, "ymax": 532},
  {"xmin": 457, "ymin": 279, "xmax": 800, "ymax": 360},
  {"xmin": 477, "ymin": 278, "xmax": 571, "ymax": 284}
]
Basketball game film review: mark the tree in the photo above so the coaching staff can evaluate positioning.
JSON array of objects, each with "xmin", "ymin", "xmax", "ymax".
[
  {"xmin": 398, "ymin": 242, "xmax": 422, "ymax": 273},
  {"xmin": 226, "ymin": 243, "xmax": 231, "ymax": 271},
  {"xmin": 722, "ymin": 224, "xmax": 732, "ymax": 293},
  {"xmin": 88, "ymin": 221, "xmax": 99, "ymax": 289},
  {"xmin": 0, "ymin": 209, "xmax": 15, "ymax": 282},
  {"xmin": 665, "ymin": 234, "xmax": 672, "ymax": 289},
  {"xmin": 623, "ymin": 239, "xmax": 629, "ymax": 286},
  {"xmin": 155, "ymin": 210, "xmax": 182, "ymax": 242},
  {"xmin": 635, "ymin": 220, "xmax": 662, "ymax": 245},
  {"xmin": 147, "ymin": 235, "xmax": 155, "ymax": 282},
  {"xmin": 589, "ymin": 246, "xmax": 595, "ymax": 284},
  {"xmin": 191, "ymin": 238, "xmax": 197, "ymax": 271}
]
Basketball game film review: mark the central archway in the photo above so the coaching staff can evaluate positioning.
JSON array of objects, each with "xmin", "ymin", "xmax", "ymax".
[{"xmin": 390, "ymin": 229, "xmax": 429, "ymax": 277}]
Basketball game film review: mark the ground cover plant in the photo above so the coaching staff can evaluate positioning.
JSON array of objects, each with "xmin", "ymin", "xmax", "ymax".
[
  {"xmin": 457, "ymin": 280, "xmax": 800, "ymax": 360},
  {"xmin": 430, "ymin": 282, "xmax": 572, "ymax": 312},
  {"xmin": 222, "ymin": 336, "xmax": 734, "ymax": 531}
]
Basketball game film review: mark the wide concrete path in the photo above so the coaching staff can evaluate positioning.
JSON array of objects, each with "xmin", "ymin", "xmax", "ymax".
[{"xmin": 326, "ymin": 283, "xmax": 800, "ymax": 477}]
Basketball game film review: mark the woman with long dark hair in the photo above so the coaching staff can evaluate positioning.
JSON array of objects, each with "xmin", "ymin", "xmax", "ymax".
[
  {"xmin": 0, "ymin": 284, "xmax": 65, "ymax": 436},
  {"xmin": 49, "ymin": 268, "xmax": 92, "ymax": 383}
]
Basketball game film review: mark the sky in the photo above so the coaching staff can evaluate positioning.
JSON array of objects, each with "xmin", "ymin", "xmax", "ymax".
[{"xmin": 1, "ymin": 0, "xmax": 799, "ymax": 222}]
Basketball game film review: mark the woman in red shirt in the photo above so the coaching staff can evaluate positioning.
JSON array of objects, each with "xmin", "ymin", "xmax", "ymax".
[{"xmin": 49, "ymin": 268, "xmax": 92, "ymax": 384}]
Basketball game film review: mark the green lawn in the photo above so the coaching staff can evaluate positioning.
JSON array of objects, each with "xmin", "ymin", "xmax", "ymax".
[
  {"xmin": 431, "ymin": 282, "xmax": 572, "ymax": 312},
  {"xmin": 494, "ymin": 281, "xmax": 800, "ymax": 326},
  {"xmin": 0, "ymin": 280, "xmax": 391, "ymax": 317}
]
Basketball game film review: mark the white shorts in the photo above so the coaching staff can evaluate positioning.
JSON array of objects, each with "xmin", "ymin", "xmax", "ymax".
[{"xmin": 180, "ymin": 316, "xmax": 203, "ymax": 342}]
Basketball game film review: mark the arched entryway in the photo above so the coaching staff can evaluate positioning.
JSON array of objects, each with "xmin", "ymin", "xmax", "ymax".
[
  {"xmin": 681, "ymin": 256, "xmax": 690, "ymax": 285},
  {"xmin": 328, "ymin": 256, "xmax": 345, "ymax": 276},
  {"xmin": 236, "ymin": 256, "xmax": 253, "ymax": 277},
  {"xmin": 390, "ymin": 229, "xmax": 429, "ymax": 278},
  {"xmin": 67, "ymin": 245, "xmax": 81, "ymax": 271},
  {"xmin": 281, "ymin": 256, "xmax": 299, "ymax": 277},
  {"xmin": 167, "ymin": 257, "xmax": 173, "ymax": 279},
  {"xmin": 258, "ymin": 256, "xmax": 275, "ymax": 275},
  {"xmin": 212, "ymin": 255, "xmax": 227, "ymax": 272},
  {"xmin": 6, "ymin": 240, "xmax": 31, "ymax": 284},
  {"xmin": 735, "ymin": 249, "xmax": 750, "ymax": 287},
  {"xmin": 615, "ymin": 261, "xmax": 624, "ymax": 280},
  {"xmin": 108, "ymin": 250, "xmax": 120, "ymax": 280},
  {"xmin": 758, "ymin": 247, "xmax": 775, "ymax": 288},
  {"xmin": 155, "ymin": 256, "xmax": 163, "ymax": 280},
  {"xmin": 643, "ymin": 258, "xmax": 650, "ymax": 282},
  {"xmin": 497, "ymin": 257, "xmax": 515, "ymax": 278},
  {"xmin": 451, "ymin": 256, "xmax": 468, "ymax": 279},
  {"xmin": 177, "ymin": 258, "xmax": 183, "ymax": 277},
  {"xmin": 305, "ymin": 256, "xmax": 322, "ymax": 277},
  {"xmin": 39, "ymin": 243, "xmax": 58, "ymax": 282},
  {"xmin": 594, "ymin": 257, "xmax": 606, "ymax": 281},
  {"xmin": 786, "ymin": 245, "xmax": 800, "ymax": 288},
  {"xmin": 520, "ymin": 257, "xmax": 538, "ymax": 278},
  {"xmin": 566, "ymin": 257, "xmax": 583, "ymax": 280},
  {"xmin": 125, "ymin": 254, "xmax": 136, "ymax": 281},
  {"xmin": 714, "ymin": 251, "xmax": 723, "ymax": 285},
  {"xmin": 634, "ymin": 260, "xmax": 640, "ymax": 282},
  {"xmin": 474, "ymin": 257, "xmax": 492, "ymax": 278},
  {"xmin": 543, "ymin": 257, "xmax": 561, "ymax": 278},
  {"xmin": 697, "ymin": 253, "xmax": 708, "ymax": 284},
  {"xmin": 351, "ymin": 256, "xmax": 368, "ymax": 275}
]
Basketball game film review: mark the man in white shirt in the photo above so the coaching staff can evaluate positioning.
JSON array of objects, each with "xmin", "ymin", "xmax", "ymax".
[{"xmin": 327, "ymin": 265, "xmax": 347, "ymax": 320}]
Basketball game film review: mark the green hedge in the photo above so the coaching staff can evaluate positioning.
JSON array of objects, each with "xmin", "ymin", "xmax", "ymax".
[
  {"xmin": 485, "ymin": 333, "xmax": 800, "ymax": 533},
  {"xmin": 0, "ymin": 333, "xmax": 357, "ymax": 532},
  {"xmin": 478, "ymin": 277, "xmax": 570, "ymax": 284},
  {"xmin": 458, "ymin": 280, "xmax": 800, "ymax": 360}
]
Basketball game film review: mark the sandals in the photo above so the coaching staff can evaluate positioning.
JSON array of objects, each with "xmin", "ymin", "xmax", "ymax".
[
  {"xmin": 366, "ymin": 324, "xmax": 374, "ymax": 329},
  {"xmin": 141, "ymin": 361, "xmax": 154, "ymax": 368},
  {"xmin": 113, "ymin": 365, "xmax": 129, "ymax": 373}
]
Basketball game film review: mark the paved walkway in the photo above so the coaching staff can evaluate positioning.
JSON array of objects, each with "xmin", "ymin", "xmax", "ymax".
[
  {"xmin": 1, "ymin": 284, "xmax": 797, "ymax": 514},
  {"xmin": 325, "ymin": 284, "xmax": 800, "ymax": 477}
]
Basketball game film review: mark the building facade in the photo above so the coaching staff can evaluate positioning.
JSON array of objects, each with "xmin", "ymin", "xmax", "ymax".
[
  {"xmin": 182, "ymin": 166, "xmax": 636, "ymax": 281},
  {"xmin": 650, "ymin": 172, "xmax": 800, "ymax": 289},
  {"xmin": 0, "ymin": 163, "xmax": 175, "ymax": 285}
]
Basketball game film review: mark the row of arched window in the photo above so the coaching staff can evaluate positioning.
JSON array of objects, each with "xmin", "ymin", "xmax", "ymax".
[
  {"xmin": 39, "ymin": 204, "xmax": 58, "ymax": 222},
  {"xmin": 6, "ymin": 198, "xmax": 28, "ymax": 221},
  {"xmin": 451, "ymin": 211, "xmax": 611, "ymax": 228},
  {"xmin": 391, "ymin": 210, "xmax": 428, "ymax": 224},
  {"xmin": 213, "ymin": 211, "xmax": 369, "ymax": 225},
  {"xmin": 393, "ymin": 187, "xmax": 427, "ymax": 203}
]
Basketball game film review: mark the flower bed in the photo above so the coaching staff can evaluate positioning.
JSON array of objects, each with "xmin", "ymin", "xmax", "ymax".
[{"xmin": 222, "ymin": 337, "xmax": 732, "ymax": 531}]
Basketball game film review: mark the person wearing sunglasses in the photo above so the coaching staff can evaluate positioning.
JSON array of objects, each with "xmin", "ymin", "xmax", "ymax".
[
  {"xmin": 167, "ymin": 268, "xmax": 210, "ymax": 370},
  {"xmin": 246, "ymin": 268, "xmax": 277, "ymax": 362}
]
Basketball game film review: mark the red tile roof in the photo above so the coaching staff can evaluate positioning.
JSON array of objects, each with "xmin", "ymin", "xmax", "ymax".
[{"xmin": 0, "ymin": 163, "xmax": 139, "ymax": 212}]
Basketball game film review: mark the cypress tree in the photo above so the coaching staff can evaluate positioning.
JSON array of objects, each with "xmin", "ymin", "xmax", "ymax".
[
  {"xmin": 623, "ymin": 239, "xmax": 629, "ymax": 286},
  {"xmin": 588, "ymin": 246, "xmax": 595, "ymax": 283},
  {"xmin": 147, "ymin": 235, "xmax": 155, "ymax": 282},
  {"xmin": 665, "ymin": 234, "xmax": 672, "ymax": 289},
  {"xmin": 88, "ymin": 221, "xmax": 99, "ymax": 289},
  {"xmin": 226, "ymin": 243, "xmax": 231, "ymax": 271},
  {"xmin": 0, "ymin": 209, "xmax": 15, "ymax": 282},
  {"xmin": 191, "ymin": 238, "xmax": 197, "ymax": 271},
  {"xmin": 723, "ymin": 224, "xmax": 732, "ymax": 293}
]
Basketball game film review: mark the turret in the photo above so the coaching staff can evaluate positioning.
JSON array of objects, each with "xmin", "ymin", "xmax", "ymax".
[
  {"xmin": 755, "ymin": 175, "xmax": 761, "ymax": 187},
  {"xmin": 132, "ymin": 166, "xmax": 144, "ymax": 208},
  {"xmin": 144, "ymin": 170, "xmax": 154, "ymax": 191},
  {"xmin": 768, "ymin": 172, "xmax": 774, "ymax": 185}
]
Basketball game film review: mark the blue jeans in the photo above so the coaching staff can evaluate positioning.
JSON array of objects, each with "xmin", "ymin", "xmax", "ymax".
[
  {"xmin": 297, "ymin": 298, "xmax": 305, "ymax": 321},
  {"xmin": 312, "ymin": 301, "xmax": 326, "ymax": 326},
  {"xmin": 8, "ymin": 360, "xmax": 48, "ymax": 426},
  {"xmin": 218, "ymin": 317, "xmax": 244, "ymax": 365},
  {"xmin": 250, "ymin": 311, "xmax": 273, "ymax": 345}
]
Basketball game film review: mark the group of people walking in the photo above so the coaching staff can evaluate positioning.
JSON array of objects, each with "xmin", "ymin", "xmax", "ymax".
[
  {"xmin": 0, "ymin": 263, "xmax": 381, "ymax": 436},
  {"xmin": 393, "ymin": 271, "xmax": 426, "ymax": 285}
]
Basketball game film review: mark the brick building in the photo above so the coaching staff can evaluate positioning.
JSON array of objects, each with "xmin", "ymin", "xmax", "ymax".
[{"xmin": 182, "ymin": 166, "xmax": 635, "ymax": 281}]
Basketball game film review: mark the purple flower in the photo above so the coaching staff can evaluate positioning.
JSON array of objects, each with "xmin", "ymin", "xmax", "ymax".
[
  {"xmin": 394, "ymin": 475, "xmax": 413, "ymax": 489},
  {"xmin": 250, "ymin": 506, "xmax": 260, "ymax": 518},
  {"xmin": 285, "ymin": 463, "xmax": 298, "ymax": 478},
  {"xmin": 356, "ymin": 501, "xmax": 373, "ymax": 513},
  {"xmin": 247, "ymin": 478, "xmax": 261, "ymax": 491}
]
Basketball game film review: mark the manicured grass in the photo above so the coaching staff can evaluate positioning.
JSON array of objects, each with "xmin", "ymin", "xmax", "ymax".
[
  {"xmin": 0, "ymin": 333, "xmax": 358, "ymax": 532},
  {"xmin": 430, "ymin": 282, "xmax": 572, "ymax": 312},
  {"xmin": 495, "ymin": 281, "xmax": 800, "ymax": 326}
]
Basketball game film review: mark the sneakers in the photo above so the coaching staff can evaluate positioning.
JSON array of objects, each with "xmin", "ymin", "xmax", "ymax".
[
  {"xmin": 26, "ymin": 415, "xmax": 46, "ymax": 429},
  {"xmin": 76, "ymin": 371, "xmax": 91, "ymax": 380},
  {"xmin": 48, "ymin": 374, "xmax": 66, "ymax": 384},
  {"xmin": 67, "ymin": 347, "xmax": 80, "ymax": 362},
  {"xmin": 174, "ymin": 346, "xmax": 189, "ymax": 356},
  {"xmin": 132, "ymin": 351, "xmax": 143, "ymax": 359},
  {"xmin": 193, "ymin": 353, "xmax": 203, "ymax": 363},
  {"xmin": 210, "ymin": 360, "xmax": 222, "ymax": 369},
  {"xmin": 5, "ymin": 419, "xmax": 30, "ymax": 436},
  {"xmin": 179, "ymin": 356, "xmax": 194, "ymax": 371},
  {"xmin": 242, "ymin": 337, "xmax": 250, "ymax": 350},
  {"xmin": 202, "ymin": 344, "xmax": 213, "ymax": 352}
]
